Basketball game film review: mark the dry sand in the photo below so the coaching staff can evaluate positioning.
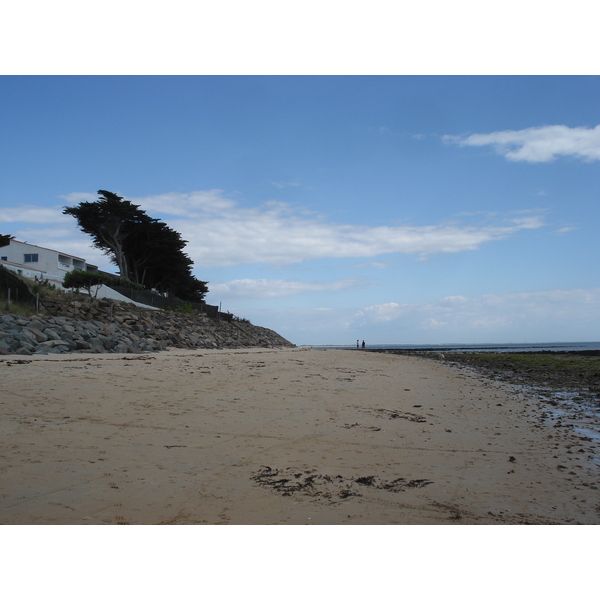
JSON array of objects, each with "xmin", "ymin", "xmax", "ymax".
[{"xmin": 1, "ymin": 347, "xmax": 599, "ymax": 525}]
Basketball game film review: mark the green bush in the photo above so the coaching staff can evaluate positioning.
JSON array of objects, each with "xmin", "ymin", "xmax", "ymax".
[
  {"xmin": 232, "ymin": 315, "xmax": 251, "ymax": 324},
  {"xmin": 63, "ymin": 270, "xmax": 143, "ymax": 296},
  {"xmin": 162, "ymin": 303, "xmax": 197, "ymax": 314},
  {"xmin": 32, "ymin": 279, "xmax": 56, "ymax": 294},
  {"xmin": 63, "ymin": 270, "xmax": 107, "ymax": 296}
]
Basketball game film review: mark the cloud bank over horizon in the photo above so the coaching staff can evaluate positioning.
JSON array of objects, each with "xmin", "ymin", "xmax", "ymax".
[
  {"xmin": 355, "ymin": 288, "xmax": 600, "ymax": 339},
  {"xmin": 230, "ymin": 287, "xmax": 600, "ymax": 346}
]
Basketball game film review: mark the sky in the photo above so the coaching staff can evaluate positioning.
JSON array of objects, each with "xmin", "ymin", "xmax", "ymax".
[{"xmin": 1, "ymin": 75, "xmax": 599, "ymax": 345}]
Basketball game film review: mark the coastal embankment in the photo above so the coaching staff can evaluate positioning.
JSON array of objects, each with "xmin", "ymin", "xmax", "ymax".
[
  {"xmin": 0, "ymin": 296, "xmax": 294, "ymax": 355},
  {"xmin": 1, "ymin": 348, "xmax": 598, "ymax": 524}
]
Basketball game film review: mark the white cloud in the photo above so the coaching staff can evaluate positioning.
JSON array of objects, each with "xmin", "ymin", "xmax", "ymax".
[
  {"xmin": 421, "ymin": 318, "xmax": 448, "ymax": 329},
  {"xmin": 0, "ymin": 206, "xmax": 70, "ymax": 224},
  {"xmin": 270, "ymin": 181, "xmax": 300, "ymax": 189},
  {"xmin": 61, "ymin": 192, "xmax": 98, "ymax": 205},
  {"xmin": 3, "ymin": 190, "xmax": 546, "ymax": 269},
  {"xmin": 130, "ymin": 191, "xmax": 545, "ymax": 267},
  {"xmin": 554, "ymin": 226, "xmax": 577, "ymax": 235},
  {"xmin": 444, "ymin": 124, "xmax": 600, "ymax": 163},
  {"xmin": 353, "ymin": 260, "xmax": 393, "ymax": 269},
  {"xmin": 441, "ymin": 295, "xmax": 470, "ymax": 303},
  {"xmin": 209, "ymin": 278, "xmax": 366, "ymax": 300},
  {"xmin": 356, "ymin": 302, "xmax": 404, "ymax": 322}
]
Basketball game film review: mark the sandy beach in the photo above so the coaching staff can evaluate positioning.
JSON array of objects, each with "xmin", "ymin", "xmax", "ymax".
[{"xmin": 1, "ymin": 347, "xmax": 598, "ymax": 525}]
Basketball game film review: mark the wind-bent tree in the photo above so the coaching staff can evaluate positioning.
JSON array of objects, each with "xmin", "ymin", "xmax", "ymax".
[
  {"xmin": 63, "ymin": 190, "xmax": 208, "ymax": 302},
  {"xmin": 63, "ymin": 191, "xmax": 147, "ymax": 281}
]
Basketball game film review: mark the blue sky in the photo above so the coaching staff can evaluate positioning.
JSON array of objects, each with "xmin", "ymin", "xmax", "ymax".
[{"xmin": 2, "ymin": 75, "xmax": 599, "ymax": 345}]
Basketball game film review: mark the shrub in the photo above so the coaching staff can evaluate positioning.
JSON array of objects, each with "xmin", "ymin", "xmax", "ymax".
[
  {"xmin": 32, "ymin": 278, "xmax": 56, "ymax": 295},
  {"xmin": 232, "ymin": 315, "xmax": 251, "ymax": 324},
  {"xmin": 63, "ymin": 270, "xmax": 143, "ymax": 297},
  {"xmin": 63, "ymin": 270, "xmax": 107, "ymax": 296}
]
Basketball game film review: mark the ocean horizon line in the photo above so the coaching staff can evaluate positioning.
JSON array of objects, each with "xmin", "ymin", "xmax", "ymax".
[{"xmin": 303, "ymin": 341, "xmax": 600, "ymax": 353}]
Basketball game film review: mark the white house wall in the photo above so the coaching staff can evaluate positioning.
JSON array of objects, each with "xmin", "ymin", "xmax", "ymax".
[
  {"xmin": 0, "ymin": 240, "xmax": 92, "ymax": 284},
  {"xmin": 1, "ymin": 261, "xmax": 48, "ymax": 280}
]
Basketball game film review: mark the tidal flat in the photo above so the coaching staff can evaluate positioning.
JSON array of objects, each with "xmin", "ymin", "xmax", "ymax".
[{"xmin": 438, "ymin": 351, "xmax": 600, "ymax": 405}]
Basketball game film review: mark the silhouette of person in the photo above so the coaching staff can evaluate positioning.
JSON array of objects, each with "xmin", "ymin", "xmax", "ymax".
[{"xmin": 361, "ymin": 340, "xmax": 365, "ymax": 349}]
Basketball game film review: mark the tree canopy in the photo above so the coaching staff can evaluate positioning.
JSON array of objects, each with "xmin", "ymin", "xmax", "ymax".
[
  {"xmin": 0, "ymin": 234, "xmax": 14, "ymax": 248},
  {"xmin": 63, "ymin": 270, "xmax": 113, "ymax": 297},
  {"xmin": 63, "ymin": 190, "xmax": 208, "ymax": 302}
]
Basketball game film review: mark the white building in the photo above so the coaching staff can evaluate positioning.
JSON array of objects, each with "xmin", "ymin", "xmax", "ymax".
[
  {"xmin": 0, "ymin": 239, "xmax": 98, "ymax": 285},
  {"xmin": 1, "ymin": 238, "xmax": 159, "ymax": 309}
]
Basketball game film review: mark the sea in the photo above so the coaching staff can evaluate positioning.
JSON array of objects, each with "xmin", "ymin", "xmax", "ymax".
[{"xmin": 309, "ymin": 342, "xmax": 600, "ymax": 353}]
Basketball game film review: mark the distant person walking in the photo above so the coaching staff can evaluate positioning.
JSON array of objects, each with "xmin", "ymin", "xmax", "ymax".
[
  {"xmin": 357, "ymin": 340, "xmax": 359, "ymax": 349},
  {"xmin": 361, "ymin": 340, "xmax": 365, "ymax": 349}
]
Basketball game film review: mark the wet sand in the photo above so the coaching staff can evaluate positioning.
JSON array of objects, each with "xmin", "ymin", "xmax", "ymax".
[{"xmin": 1, "ymin": 347, "xmax": 599, "ymax": 524}]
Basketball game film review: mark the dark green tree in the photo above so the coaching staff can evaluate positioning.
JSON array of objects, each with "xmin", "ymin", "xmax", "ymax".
[
  {"xmin": 63, "ymin": 191, "xmax": 149, "ymax": 281},
  {"xmin": 0, "ymin": 233, "xmax": 15, "ymax": 247},
  {"xmin": 63, "ymin": 269, "xmax": 109, "ymax": 297},
  {"xmin": 63, "ymin": 190, "xmax": 208, "ymax": 302}
]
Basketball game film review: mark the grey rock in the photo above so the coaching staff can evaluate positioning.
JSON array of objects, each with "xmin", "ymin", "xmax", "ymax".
[
  {"xmin": 38, "ymin": 339, "xmax": 76, "ymax": 350},
  {"xmin": 44, "ymin": 345, "xmax": 69, "ymax": 354},
  {"xmin": 27, "ymin": 319, "xmax": 45, "ymax": 331},
  {"xmin": 101, "ymin": 335, "xmax": 118, "ymax": 350},
  {"xmin": 87, "ymin": 338, "xmax": 106, "ymax": 352},
  {"xmin": 18, "ymin": 341, "xmax": 37, "ymax": 353},
  {"xmin": 43, "ymin": 328, "xmax": 62, "ymax": 341},
  {"xmin": 20, "ymin": 329, "xmax": 40, "ymax": 345},
  {"xmin": 1, "ymin": 295, "xmax": 293, "ymax": 356},
  {"xmin": 24, "ymin": 327, "xmax": 48, "ymax": 343}
]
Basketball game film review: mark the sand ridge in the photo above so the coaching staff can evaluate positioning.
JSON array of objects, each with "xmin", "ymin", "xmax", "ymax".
[{"xmin": 1, "ymin": 348, "xmax": 598, "ymax": 524}]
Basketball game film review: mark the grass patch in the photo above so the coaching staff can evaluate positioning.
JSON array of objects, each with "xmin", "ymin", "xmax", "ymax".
[{"xmin": 0, "ymin": 300, "xmax": 39, "ymax": 317}]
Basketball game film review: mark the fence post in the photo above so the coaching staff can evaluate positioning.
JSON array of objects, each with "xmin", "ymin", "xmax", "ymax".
[{"xmin": 7, "ymin": 288, "xmax": 10, "ymax": 307}]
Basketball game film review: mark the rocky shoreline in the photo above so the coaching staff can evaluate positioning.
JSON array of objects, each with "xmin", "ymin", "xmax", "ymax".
[
  {"xmin": 0, "ymin": 297, "xmax": 294, "ymax": 355},
  {"xmin": 435, "ymin": 351, "xmax": 600, "ymax": 405}
]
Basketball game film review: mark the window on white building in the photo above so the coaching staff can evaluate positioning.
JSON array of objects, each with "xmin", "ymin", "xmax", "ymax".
[{"xmin": 24, "ymin": 254, "xmax": 39, "ymax": 263}]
